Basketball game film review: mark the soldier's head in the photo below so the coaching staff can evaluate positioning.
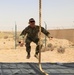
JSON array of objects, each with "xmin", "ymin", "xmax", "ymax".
[{"xmin": 29, "ymin": 18, "xmax": 35, "ymax": 28}]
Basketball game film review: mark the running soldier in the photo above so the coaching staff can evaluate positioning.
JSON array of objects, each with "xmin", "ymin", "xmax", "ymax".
[{"xmin": 19, "ymin": 18, "xmax": 52, "ymax": 59}]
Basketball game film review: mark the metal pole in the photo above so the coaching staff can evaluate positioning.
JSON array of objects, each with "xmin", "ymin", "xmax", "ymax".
[
  {"xmin": 44, "ymin": 22, "xmax": 47, "ymax": 47},
  {"xmin": 15, "ymin": 22, "xmax": 17, "ymax": 49}
]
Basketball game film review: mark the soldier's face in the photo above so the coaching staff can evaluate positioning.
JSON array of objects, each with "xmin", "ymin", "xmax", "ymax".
[{"xmin": 29, "ymin": 21, "xmax": 35, "ymax": 27}]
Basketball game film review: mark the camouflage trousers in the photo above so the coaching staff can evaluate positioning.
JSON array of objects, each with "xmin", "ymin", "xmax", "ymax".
[{"xmin": 25, "ymin": 37, "xmax": 40, "ymax": 55}]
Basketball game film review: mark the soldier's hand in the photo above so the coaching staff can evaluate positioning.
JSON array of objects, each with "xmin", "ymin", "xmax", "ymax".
[{"xmin": 18, "ymin": 40, "xmax": 24, "ymax": 47}]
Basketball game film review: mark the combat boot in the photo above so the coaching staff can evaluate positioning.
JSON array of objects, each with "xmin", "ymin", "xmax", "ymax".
[
  {"xmin": 34, "ymin": 53, "xmax": 39, "ymax": 59},
  {"xmin": 26, "ymin": 53, "xmax": 30, "ymax": 59}
]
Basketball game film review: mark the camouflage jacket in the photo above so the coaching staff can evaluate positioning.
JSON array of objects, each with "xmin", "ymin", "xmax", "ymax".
[{"xmin": 20, "ymin": 25, "xmax": 50, "ymax": 40}]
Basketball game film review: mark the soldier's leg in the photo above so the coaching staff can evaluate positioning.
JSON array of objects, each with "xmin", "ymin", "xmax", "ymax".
[
  {"xmin": 35, "ymin": 45, "xmax": 39, "ymax": 55},
  {"xmin": 25, "ymin": 38, "xmax": 32, "ymax": 59},
  {"xmin": 33, "ymin": 38, "xmax": 40, "ymax": 55},
  {"xmin": 35, "ymin": 44, "xmax": 43, "ymax": 59},
  {"xmin": 34, "ymin": 38, "xmax": 43, "ymax": 55}
]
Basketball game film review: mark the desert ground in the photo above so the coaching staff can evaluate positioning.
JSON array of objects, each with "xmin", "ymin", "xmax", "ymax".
[{"xmin": 0, "ymin": 31, "xmax": 74, "ymax": 63}]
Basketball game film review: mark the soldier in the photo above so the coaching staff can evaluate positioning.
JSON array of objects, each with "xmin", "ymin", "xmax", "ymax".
[{"xmin": 19, "ymin": 18, "xmax": 52, "ymax": 59}]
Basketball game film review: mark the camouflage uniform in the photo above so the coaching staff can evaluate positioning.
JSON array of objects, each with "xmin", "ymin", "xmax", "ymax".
[{"xmin": 20, "ymin": 25, "xmax": 50, "ymax": 55}]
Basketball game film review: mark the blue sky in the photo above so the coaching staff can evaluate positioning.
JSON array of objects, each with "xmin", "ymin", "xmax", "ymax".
[{"xmin": 0, "ymin": 0, "xmax": 74, "ymax": 31}]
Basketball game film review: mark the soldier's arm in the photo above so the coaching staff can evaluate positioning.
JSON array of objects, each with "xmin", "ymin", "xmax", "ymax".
[
  {"xmin": 19, "ymin": 27, "xmax": 28, "ymax": 42},
  {"xmin": 41, "ymin": 27, "xmax": 52, "ymax": 38}
]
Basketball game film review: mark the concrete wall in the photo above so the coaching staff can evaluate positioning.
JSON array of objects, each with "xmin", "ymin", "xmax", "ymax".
[{"xmin": 48, "ymin": 29, "xmax": 74, "ymax": 42}]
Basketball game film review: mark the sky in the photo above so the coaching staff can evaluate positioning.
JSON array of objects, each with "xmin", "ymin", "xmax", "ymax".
[{"xmin": 0, "ymin": 0, "xmax": 74, "ymax": 31}]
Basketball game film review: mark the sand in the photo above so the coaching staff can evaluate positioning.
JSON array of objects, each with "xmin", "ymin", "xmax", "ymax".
[{"xmin": 0, "ymin": 37, "xmax": 74, "ymax": 63}]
